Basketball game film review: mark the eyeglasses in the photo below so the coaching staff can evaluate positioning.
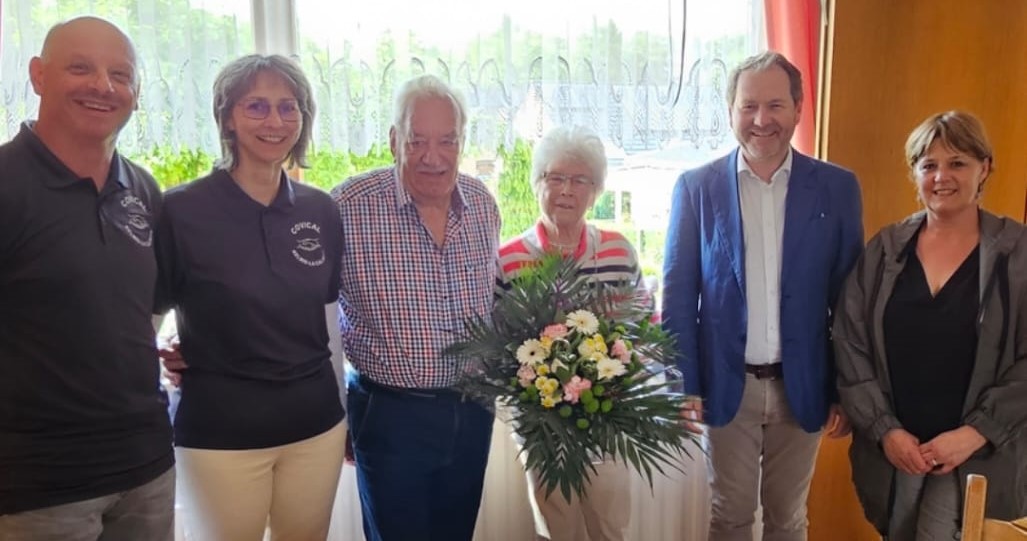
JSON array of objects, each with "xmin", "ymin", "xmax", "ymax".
[
  {"xmin": 237, "ymin": 98, "xmax": 302, "ymax": 122},
  {"xmin": 543, "ymin": 172, "xmax": 593, "ymax": 190}
]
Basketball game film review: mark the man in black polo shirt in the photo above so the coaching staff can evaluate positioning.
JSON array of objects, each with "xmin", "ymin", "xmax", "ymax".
[{"xmin": 0, "ymin": 16, "xmax": 174, "ymax": 540}]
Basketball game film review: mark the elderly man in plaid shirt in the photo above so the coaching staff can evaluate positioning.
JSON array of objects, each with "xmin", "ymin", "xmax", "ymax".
[{"xmin": 330, "ymin": 74, "xmax": 500, "ymax": 541}]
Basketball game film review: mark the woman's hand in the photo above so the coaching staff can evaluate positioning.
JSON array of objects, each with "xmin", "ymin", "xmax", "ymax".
[
  {"xmin": 882, "ymin": 428, "xmax": 932, "ymax": 475},
  {"xmin": 918, "ymin": 425, "xmax": 987, "ymax": 474},
  {"xmin": 158, "ymin": 335, "xmax": 188, "ymax": 387},
  {"xmin": 823, "ymin": 404, "xmax": 852, "ymax": 438}
]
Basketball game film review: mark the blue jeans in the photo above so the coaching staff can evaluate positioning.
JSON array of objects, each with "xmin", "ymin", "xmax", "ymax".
[
  {"xmin": 0, "ymin": 466, "xmax": 174, "ymax": 541},
  {"xmin": 347, "ymin": 372, "xmax": 493, "ymax": 541}
]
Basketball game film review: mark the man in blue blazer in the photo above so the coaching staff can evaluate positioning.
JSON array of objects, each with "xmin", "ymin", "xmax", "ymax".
[{"xmin": 662, "ymin": 51, "xmax": 863, "ymax": 540}]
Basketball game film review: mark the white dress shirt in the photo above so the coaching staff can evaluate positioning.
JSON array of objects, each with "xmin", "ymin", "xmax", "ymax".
[{"xmin": 737, "ymin": 150, "xmax": 792, "ymax": 365}]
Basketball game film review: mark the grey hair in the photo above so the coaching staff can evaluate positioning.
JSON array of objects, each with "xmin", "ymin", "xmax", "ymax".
[
  {"xmin": 391, "ymin": 74, "xmax": 468, "ymax": 152},
  {"xmin": 530, "ymin": 125, "xmax": 608, "ymax": 196},
  {"xmin": 725, "ymin": 50, "xmax": 803, "ymax": 107},
  {"xmin": 212, "ymin": 54, "xmax": 315, "ymax": 171}
]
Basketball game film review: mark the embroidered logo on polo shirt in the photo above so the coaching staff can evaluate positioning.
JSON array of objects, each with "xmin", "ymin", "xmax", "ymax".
[
  {"xmin": 119, "ymin": 194, "xmax": 153, "ymax": 247},
  {"xmin": 290, "ymin": 221, "xmax": 325, "ymax": 267}
]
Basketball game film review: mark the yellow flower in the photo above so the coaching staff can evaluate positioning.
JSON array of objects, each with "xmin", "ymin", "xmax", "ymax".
[
  {"xmin": 540, "ymin": 394, "xmax": 558, "ymax": 408},
  {"xmin": 539, "ymin": 336, "xmax": 554, "ymax": 353},
  {"xmin": 536, "ymin": 364, "xmax": 551, "ymax": 376},
  {"xmin": 577, "ymin": 335, "xmax": 609, "ymax": 359}
]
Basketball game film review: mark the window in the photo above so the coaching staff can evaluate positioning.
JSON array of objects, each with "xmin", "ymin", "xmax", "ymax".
[
  {"xmin": 2, "ymin": 0, "xmax": 763, "ymax": 275},
  {"xmin": 0, "ymin": 2, "xmax": 763, "ymax": 539},
  {"xmin": 1, "ymin": 0, "xmax": 253, "ymax": 156}
]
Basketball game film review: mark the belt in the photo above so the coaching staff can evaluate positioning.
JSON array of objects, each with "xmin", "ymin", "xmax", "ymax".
[
  {"xmin": 745, "ymin": 363, "xmax": 783, "ymax": 380},
  {"xmin": 358, "ymin": 374, "xmax": 465, "ymax": 401}
]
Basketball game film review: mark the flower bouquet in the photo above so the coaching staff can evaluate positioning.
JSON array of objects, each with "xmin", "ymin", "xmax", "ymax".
[{"xmin": 447, "ymin": 254, "xmax": 698, "ymax": 500}]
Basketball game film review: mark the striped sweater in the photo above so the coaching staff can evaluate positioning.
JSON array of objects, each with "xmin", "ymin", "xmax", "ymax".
[{"xmin": 497, "ymin": 221, "xmax": 644, "ymax": 294}]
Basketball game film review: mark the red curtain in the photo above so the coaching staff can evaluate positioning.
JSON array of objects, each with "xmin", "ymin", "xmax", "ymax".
[{"xmin": 764, "ymin": 0, "xmax": 821, "ymax": 156}]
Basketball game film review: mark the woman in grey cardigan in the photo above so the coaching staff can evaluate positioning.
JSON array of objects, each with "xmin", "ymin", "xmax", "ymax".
[{"xmin": 833, "ymin": 111, "xmax": 1027, "ymax": 540}]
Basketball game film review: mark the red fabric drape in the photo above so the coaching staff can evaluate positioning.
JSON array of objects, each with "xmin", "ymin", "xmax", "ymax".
[{"xmin": 764, "ymin": 0, "xmax": 820, "ymax": 156}]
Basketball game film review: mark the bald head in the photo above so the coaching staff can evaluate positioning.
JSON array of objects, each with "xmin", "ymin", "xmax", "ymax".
[
  {"xmin": 30, "ymin": 16, "xmax": 141, "ymax": 152},
  {"xmin": 40, "ymin": 16, "xmax": 137, "ymax": 65}
]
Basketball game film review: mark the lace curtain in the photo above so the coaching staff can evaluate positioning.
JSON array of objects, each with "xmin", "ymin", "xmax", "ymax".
[
  {"xmin": 296, "ymin": 0, "xmax": 761, "ymax": 156},
  {"xmin": 3, "ymin": 0, "xmax": 761, "ymax": 159},
  {"xmin": 0, "ymin": 0, "xmax": 253, "ymax": 156}
]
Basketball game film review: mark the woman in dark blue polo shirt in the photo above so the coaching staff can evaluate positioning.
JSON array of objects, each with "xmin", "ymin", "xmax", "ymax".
[{"xmin": 154, "ymin": 54, "xmax": 345, "ymax": 541}]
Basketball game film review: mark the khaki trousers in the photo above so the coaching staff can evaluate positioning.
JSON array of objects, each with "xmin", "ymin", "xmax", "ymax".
[
  {"xmin": 175, "ymin": 421, "xmax": 346, "ymax": 541},
  {"xmin": 706, "ymin": 374, "xmax": 821, "ymax": 541},
  {"xmin": 526, "ymin": 459, "xmax": 632, "ymax": 541}
]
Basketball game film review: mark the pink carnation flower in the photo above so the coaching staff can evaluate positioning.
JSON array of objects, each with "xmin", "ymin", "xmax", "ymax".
[
  {"xmin": 611, "ymin": 339, "xmax": 631, "ymax": 363},
  {"xmin": 542, "ymin": 324, "xmax": 569, "ymax": 340},
  {"xmin": 517, "ymin": 364, "xmax": 537, "ymax": 388},
  {"xmin": 562, "ymin": 375, "xmax": 593, "ymax": 404}
]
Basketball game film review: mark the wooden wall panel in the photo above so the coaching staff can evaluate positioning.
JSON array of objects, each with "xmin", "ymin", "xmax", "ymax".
[
  {"xmin": 810, "ymin": 1, "xmax": 1027, "ymax": 540},
  {"xmin": 820, "ymin": 0, "xmax": 1027, "ymax": 235}
]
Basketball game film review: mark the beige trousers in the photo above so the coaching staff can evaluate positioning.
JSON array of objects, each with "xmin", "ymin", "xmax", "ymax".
[
  {"xmin": 706, "ymin": 374, "xmax": 822, "ymax": 541},
  {"xmin": 526, "ymin": 459, "xmax": 632, "ymax": 541},
  {"xmin": 175, "ymin": 421, "xmax": 346, "ymax": 541}
]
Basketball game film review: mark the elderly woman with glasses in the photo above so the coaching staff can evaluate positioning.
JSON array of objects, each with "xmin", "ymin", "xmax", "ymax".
[
  {"xmin": 153, "ymin": 54, "xmax": 346, "ymax": 540},
  {"xmin": 498, "ymin": 125, "xmax": 644, "ymax": 541}
]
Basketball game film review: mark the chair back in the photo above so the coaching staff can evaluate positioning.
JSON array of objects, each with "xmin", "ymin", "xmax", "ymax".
[{"xmin": 962, "ymin": 474, "xmax": 1027, "ymax": 541}]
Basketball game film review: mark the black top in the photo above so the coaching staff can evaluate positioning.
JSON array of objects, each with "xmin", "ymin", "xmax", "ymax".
[
  {"xmin": 0, "ymin": 123, "xmax": 174, "ymax": 514},
  {"xmin": 884, "ymin": 236, "xmax": 979, "ymax": 442},
  {"xmin": 154, "ymin": 169, "xmax": 344, "ymax": 449}
]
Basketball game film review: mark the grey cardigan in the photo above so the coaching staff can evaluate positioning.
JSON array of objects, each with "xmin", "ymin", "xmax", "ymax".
[{"xmin": 833, "ymin": 210, "xmax": 1027, "ymax": 533}]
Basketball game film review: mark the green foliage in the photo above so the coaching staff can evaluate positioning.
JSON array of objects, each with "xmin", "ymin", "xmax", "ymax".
[
  {"xmin": 131, "ymin": 145, "xmax": 395, "ymax": 193},
  {"xmin": 589, "ymin": 192, "xmax": 616, "ymax": 220},
  {"xmin": 133, "ymin": 147, "xmax": 214, "ymax": 190},
  {"xmin": 496, "ymin": 139, "xmax": 537, "ymax": 241},
  {"xmin": 447, "ymin": 254, "xmax": 697, "ymax": 501},
  {"xmin": 303, "ymin": 145, "xmax": 394, "ymax": 191}
]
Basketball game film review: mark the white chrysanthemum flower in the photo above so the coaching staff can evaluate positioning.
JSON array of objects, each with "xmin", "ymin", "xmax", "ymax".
[
  {"xmin": 516, "ymin": 339, "xmax": 548, "ymax": 365},
  {"xmin": 566, "ymin": 310, "xmax": 599, "ymax": 335},
  {"xmin": 596, "ymin": 357, "xmax": 628, "ymax": 381}
]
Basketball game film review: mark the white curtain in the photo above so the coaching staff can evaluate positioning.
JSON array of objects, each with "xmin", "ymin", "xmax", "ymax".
[
  {"xmin": 0, "ymin": 0, "xmax": 253, "ymax": 154},
  {"xmin": 3, "ymin": 0, "xmax": 759, "ymax": 157},
  {"xmin": 294, "ymin": 0, "xmax": 760, "ymax": 155}
]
